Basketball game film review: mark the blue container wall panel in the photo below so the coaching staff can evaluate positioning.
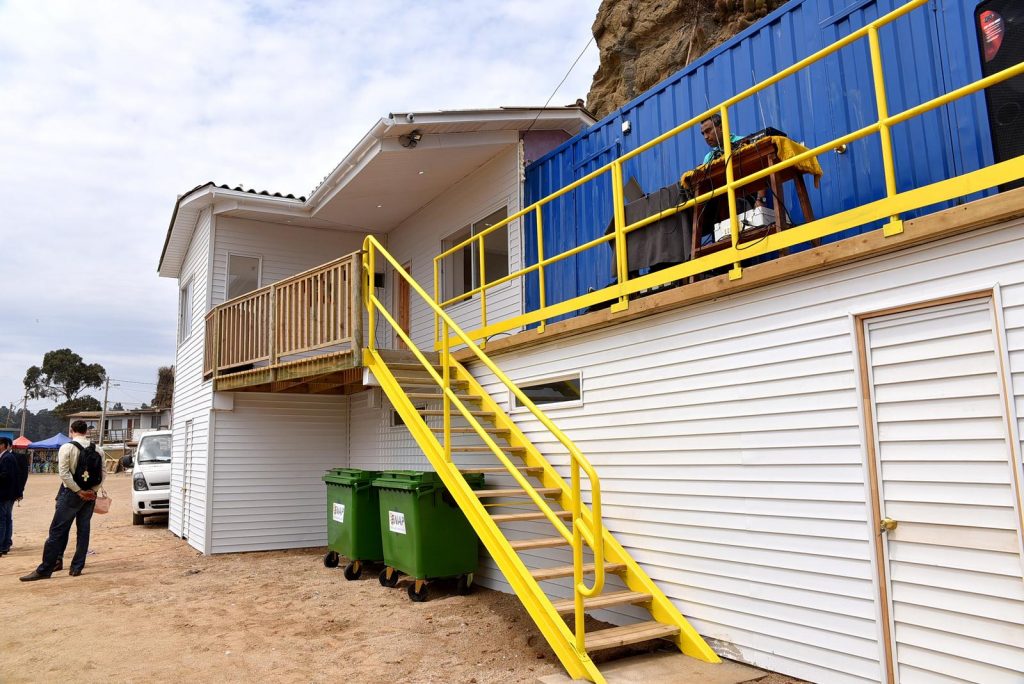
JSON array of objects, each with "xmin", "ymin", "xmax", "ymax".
[{"xmin": 523, "ymin": 0, "xmax": 997, "ymax": 322}]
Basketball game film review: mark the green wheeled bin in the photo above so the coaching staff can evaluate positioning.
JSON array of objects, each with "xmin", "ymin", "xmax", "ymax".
[
  {"xmin": 322, "ymin": 468, "xmax": 383, "ymax": 580},
  {"xmin": 373, "ymin": 470, "xmax": 485, "ymax": 602}
]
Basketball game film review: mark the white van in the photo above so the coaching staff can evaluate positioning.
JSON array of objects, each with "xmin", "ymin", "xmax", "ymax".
[{"xmin": 130, "ymin": 430, "xmax": 172, "ymax": 525}]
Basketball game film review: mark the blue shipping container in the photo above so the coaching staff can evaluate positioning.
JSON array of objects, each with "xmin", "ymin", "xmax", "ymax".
[{"xmin": 523, "ymin": 0, "xmax": 999, "ymax": 324}]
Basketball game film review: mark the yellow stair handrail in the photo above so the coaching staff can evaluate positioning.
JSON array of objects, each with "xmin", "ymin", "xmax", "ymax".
[{"xmin": 364, "ymin": 234, "xmax": 606, "ymax": 651}]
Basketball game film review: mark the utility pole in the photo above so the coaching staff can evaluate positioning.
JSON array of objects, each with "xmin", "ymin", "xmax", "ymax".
[
  {"xmin": 19, "ymin": 390, "xmax": 27, "ymax": 437},
  {"xmin": 98, "ymin": 377, "xmax": 111, "ymax": 446}
]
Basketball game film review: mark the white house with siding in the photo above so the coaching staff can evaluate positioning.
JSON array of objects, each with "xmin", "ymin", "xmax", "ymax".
[
  {"xmin": 156, "ymin": 107, "xmax": 591, "ymax": 552},
  {"xmin": 156, "ymin": 101, "xmax": 1024, "ymax": 682}
]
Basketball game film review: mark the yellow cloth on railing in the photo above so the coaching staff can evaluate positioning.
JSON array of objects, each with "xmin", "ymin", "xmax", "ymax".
[
  {"xmin": 770, "ymin": 135, "xmax": 823, "ymax": 179},
  {"xmin": 679, "ymin": 135, "xmax": 823, "ymax": 188}
]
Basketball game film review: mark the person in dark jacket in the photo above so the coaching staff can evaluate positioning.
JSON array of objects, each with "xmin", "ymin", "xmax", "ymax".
[{"xmin": 0, "ymin": 436, "xmax": 28, "ymax": 555}]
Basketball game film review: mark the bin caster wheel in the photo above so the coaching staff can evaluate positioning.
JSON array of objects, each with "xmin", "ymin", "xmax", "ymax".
[
  {"xmin": 456, "ymin": 573, "xmax": 473, "ymax": 596},
  {"xmin": 343, "ymin": 561, "xmax": 362, "ymax": 581},
  {"xmin": 408, "ymin": 581, "xmax": 429, "ymax": 602},
  {"xmin": 379, "ymin": 568, "xmax": 399, "ymax": 588},
  {"xmin": 323, "ymin": 551, "xmax": 340, "ymax": 568}
]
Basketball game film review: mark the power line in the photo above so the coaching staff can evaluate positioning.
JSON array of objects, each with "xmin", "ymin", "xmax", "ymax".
[{"xmin": 524, "ymin": 33, "xmax": 596, "ymax": 135}]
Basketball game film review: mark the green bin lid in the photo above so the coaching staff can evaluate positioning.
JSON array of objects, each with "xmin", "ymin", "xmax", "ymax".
[
  {"xmin": 372, "ymin": 470, "xmax": 485, "ymax": 491},
  {"xmin": 323, "ymin": 468, "xmax": 381, "ymax": 485}
]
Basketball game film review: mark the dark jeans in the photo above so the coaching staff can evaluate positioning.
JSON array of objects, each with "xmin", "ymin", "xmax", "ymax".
[
  {"xmin": 0, "ymin": 499, "xmax": 13, "ymax": 551},
  {"xmin": 37, "ymin": 486, "xmax": 95, "ymax": 575}
]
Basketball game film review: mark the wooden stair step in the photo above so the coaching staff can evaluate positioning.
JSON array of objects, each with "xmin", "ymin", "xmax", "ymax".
[
  {"xmin": 510, "ymin": 537, "xmax": 570, "ymax": 550},
  {"xmin": 419, "ymin": 409, "xmax": 493, "ymax": 418},
  {"xmin": 450, "ymin": 445, "xmax": 526, "ymax": 453},
  {"xmin": 392, "ymin": 375, "xmax": 468, "ymax": 386},
  {"xmin": 459, "ymin": 466, "xmax": 543, "ymax": 475},
  {"xmin": 531, "ymin": 563, "xmax": 627, "ymax": 581},
  {"xmin": 431, "ymin": 427, "xmax": 509, "ymax": 435},
  {"xmin": 387, "ymin": 362, "xmax": 444, "ymax": 372},
  {"xmin": 583, "ymin": 621, "xmax": 680, "ymax": 651},
  {"xmin": 406, "ymin": 392, "xmax": 482, "ymax": 402},
  {"xmin": 550, "ymin": 590, "xmax": 653, "ymax": 615},
  {"xmin": 490, "ymin": 509, "xmax": 573, "ymax": 523},
  {"xmin": 475, "ymin": 487, "xmax": 561, "ymax": 499},
  {"xmin": 378, "ymin": 351, "xmax": 440, "ymax": 365}
]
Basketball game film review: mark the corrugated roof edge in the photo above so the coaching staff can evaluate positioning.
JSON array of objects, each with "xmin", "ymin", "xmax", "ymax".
[
  {"xmin": 526, "ymin": 0, "xmax": 804, "ymax": 171},
  {"xmin": 157, "ymin": 181, "xmax": 307, "ymax": 273}
]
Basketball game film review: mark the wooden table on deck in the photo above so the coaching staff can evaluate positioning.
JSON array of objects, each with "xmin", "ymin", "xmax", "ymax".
[{"xmin": 680, "ymin": 136, "xmax": 823, "ymax": 259}]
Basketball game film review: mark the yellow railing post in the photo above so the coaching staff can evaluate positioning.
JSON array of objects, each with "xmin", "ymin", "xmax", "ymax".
[
  {"xmin": 478, "ymin": 236, "xmax": 487, "ymax": 349},
  {"xmin": 367, "ymin": 248, "xmax": 377, "ymax": 351},
  {"xmin": 719, "ymin": 106, "xmax": 742, "ymax": 281},
  {"xmin": 535, "ymin": 206, "xmax": 547, "ymax": 333},
  {"xmin": 433, "ymin": 257, "xmax": 441, "ymax": 347},
  {"xmin": 571, "ymin": 460, "xmax": 586, "ymax": 653},
  {"xmin": 868, "ymin": 25, "xmax": 903, "ymax": 237},
  {"xmin": 610, "ymin": 161, "xmax": 629, "ymax": 313},
  {"xmin": 442, "ymin": 320, "xmax": 451, "ymax": 463}
]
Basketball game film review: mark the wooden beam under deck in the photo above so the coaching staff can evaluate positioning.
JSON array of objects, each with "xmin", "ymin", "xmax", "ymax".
[{"xmin": 213, "ymin": 351, "xmax": 365, "ymax": 395}]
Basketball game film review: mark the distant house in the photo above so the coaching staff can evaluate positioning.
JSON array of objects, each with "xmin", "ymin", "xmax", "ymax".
[{"xmin": 66, "ymin": 407, "xmax": 172, "ymax": 444}]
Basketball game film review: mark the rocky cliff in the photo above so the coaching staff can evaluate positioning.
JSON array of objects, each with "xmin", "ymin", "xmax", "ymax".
[{"xmin": 587, "ymin": 0, "xmax": 787, "ymax": 119}]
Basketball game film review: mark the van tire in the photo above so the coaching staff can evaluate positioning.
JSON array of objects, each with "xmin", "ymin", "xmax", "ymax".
[{"xmin": 132, "ymin": 513, "xmax": 145, "ymax": 526}]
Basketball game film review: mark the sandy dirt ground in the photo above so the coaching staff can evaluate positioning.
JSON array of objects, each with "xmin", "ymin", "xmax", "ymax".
[{"xmin": 2, "ymin": 474, "xmax": 799, "ymax": 684}]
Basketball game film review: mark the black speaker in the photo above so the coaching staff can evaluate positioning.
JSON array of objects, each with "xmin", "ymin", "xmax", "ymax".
[{"xmin": 976, "ymin": 0, "xmax": 1024, "ymax": 191}]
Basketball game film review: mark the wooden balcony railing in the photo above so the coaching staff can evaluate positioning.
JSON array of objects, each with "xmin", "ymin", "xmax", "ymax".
[{"xmin": 204, "ymin": 251, "xmax": 361, "ymax": 378}]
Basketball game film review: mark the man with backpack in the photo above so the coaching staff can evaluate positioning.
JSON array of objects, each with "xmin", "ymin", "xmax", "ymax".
[
  {"xmin": 0, "ymin": 436, "xmax": 30, "ymax": 556},
  {"xmin": 20, "ymin": 420, "xmax": 106, "ymax": 581}
]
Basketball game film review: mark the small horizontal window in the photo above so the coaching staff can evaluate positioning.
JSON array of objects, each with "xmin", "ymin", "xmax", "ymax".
[
  {"xmin": 392, "ymin": 405, "xmax": 427, "ymax": 428},
  {"xmin": 512, "ymin": 374, "xmax": 582, "ymax": 409}
]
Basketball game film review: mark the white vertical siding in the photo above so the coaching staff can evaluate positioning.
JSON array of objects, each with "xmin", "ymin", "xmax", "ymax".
[
  {"xmin": 211, "ymin": 217, "xmax": 367, "ymax": 306},
  {"xmin": 462, "ymin": 217, "xmax": 1024, "ymax": 683},
  {"xmin": 384, "ymin": 145, "xmax": 523, "ymax": 350},
  {"xmin": 169, "ymin": 209, "xmax": 214, "ymax": 551},
  {"xmin": 209, "ymin": 392, "xmax": 349, "ymax": 553}
]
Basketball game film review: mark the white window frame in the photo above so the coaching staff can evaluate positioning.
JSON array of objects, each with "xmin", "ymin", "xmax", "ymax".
[
  {"xmin": 226, "ymin": 252, "xmax": 263, "ymax": 302},
  {"xmin": 440, "ymin": 203, "xmax": 511, "ymax": 305},
  {"xmin": 510, "ymin": 371, "xmax": 583, "ymax": 412},
  {"xmin": 178, "ymin": 278, "xmax": 194, "ymax": 344}
]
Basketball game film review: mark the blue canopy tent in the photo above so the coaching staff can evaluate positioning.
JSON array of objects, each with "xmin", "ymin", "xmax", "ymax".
[{"xmin": 28, "ymin": 433, "xmax": 71, "ymax": 450}]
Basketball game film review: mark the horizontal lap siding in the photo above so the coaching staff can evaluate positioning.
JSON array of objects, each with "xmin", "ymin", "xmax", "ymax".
[
  {"xmin": 466, "ymin": 217, "xmax": 1024, "ymax": 683},
  {"xmin": 171, "ymin": 209, "xmax": 213, "ymax": 551},
  {"xmin": 212, "ymin": 217, "xmax": 366, "ymax": 305},
  {"xmin": 210, "ymin": 392, "xmax": 349, "ymax": 553},
  {"xmin": 1003, "ymin": 282, "xmax": 1024, "ymax": 469},
  {"xmin": 385, "ymin": 146, "xmax": 523, "ymax": 351}
]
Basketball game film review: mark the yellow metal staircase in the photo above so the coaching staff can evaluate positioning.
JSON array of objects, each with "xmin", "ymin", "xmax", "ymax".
[{"xmin": 363, "ymin": 236, "xmax": 718, "ymax": 683}]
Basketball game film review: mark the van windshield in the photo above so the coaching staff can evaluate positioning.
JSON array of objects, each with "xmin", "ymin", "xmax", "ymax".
[{"xmin": 137, "ymin": 435, "xmax": 172, "ymax": 463}]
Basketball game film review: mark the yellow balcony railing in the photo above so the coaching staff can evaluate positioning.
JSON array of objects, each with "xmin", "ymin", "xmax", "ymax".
[
  {"xmin": 433, "ymin": 0, "xmax": 1024, "ymax": 347},
  {"xmin": 203, "ymin": 251, "xmax": 360, "ymax": 378}
]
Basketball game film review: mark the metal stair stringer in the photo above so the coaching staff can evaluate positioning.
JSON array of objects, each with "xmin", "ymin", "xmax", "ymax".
[
  {"xmin": 448, "ymin": 358, "xmax": 721, "ymax": 664},
  {"xmin": 363, "ymin": 347, "xmax": 606, "ymax": 684}
]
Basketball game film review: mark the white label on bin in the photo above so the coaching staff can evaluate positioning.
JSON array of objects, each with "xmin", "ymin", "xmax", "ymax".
[
  {"xmin": 332, "ymin": 503, "xmax": 345, "ymax": 523},
  {"xmin": 388, "ymin": 510, "xmax": 406, "ymax": 534}
]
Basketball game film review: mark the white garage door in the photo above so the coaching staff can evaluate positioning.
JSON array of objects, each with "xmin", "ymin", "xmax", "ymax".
[{"xmin": 863, "ymin": 297, "xmax": 1024, "ymax": 683}]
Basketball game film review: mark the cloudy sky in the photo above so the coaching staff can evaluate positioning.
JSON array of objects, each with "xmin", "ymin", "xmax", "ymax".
[{"xmin": 0, "ymin": 0, "xmax": 601, "ymax": 416}]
